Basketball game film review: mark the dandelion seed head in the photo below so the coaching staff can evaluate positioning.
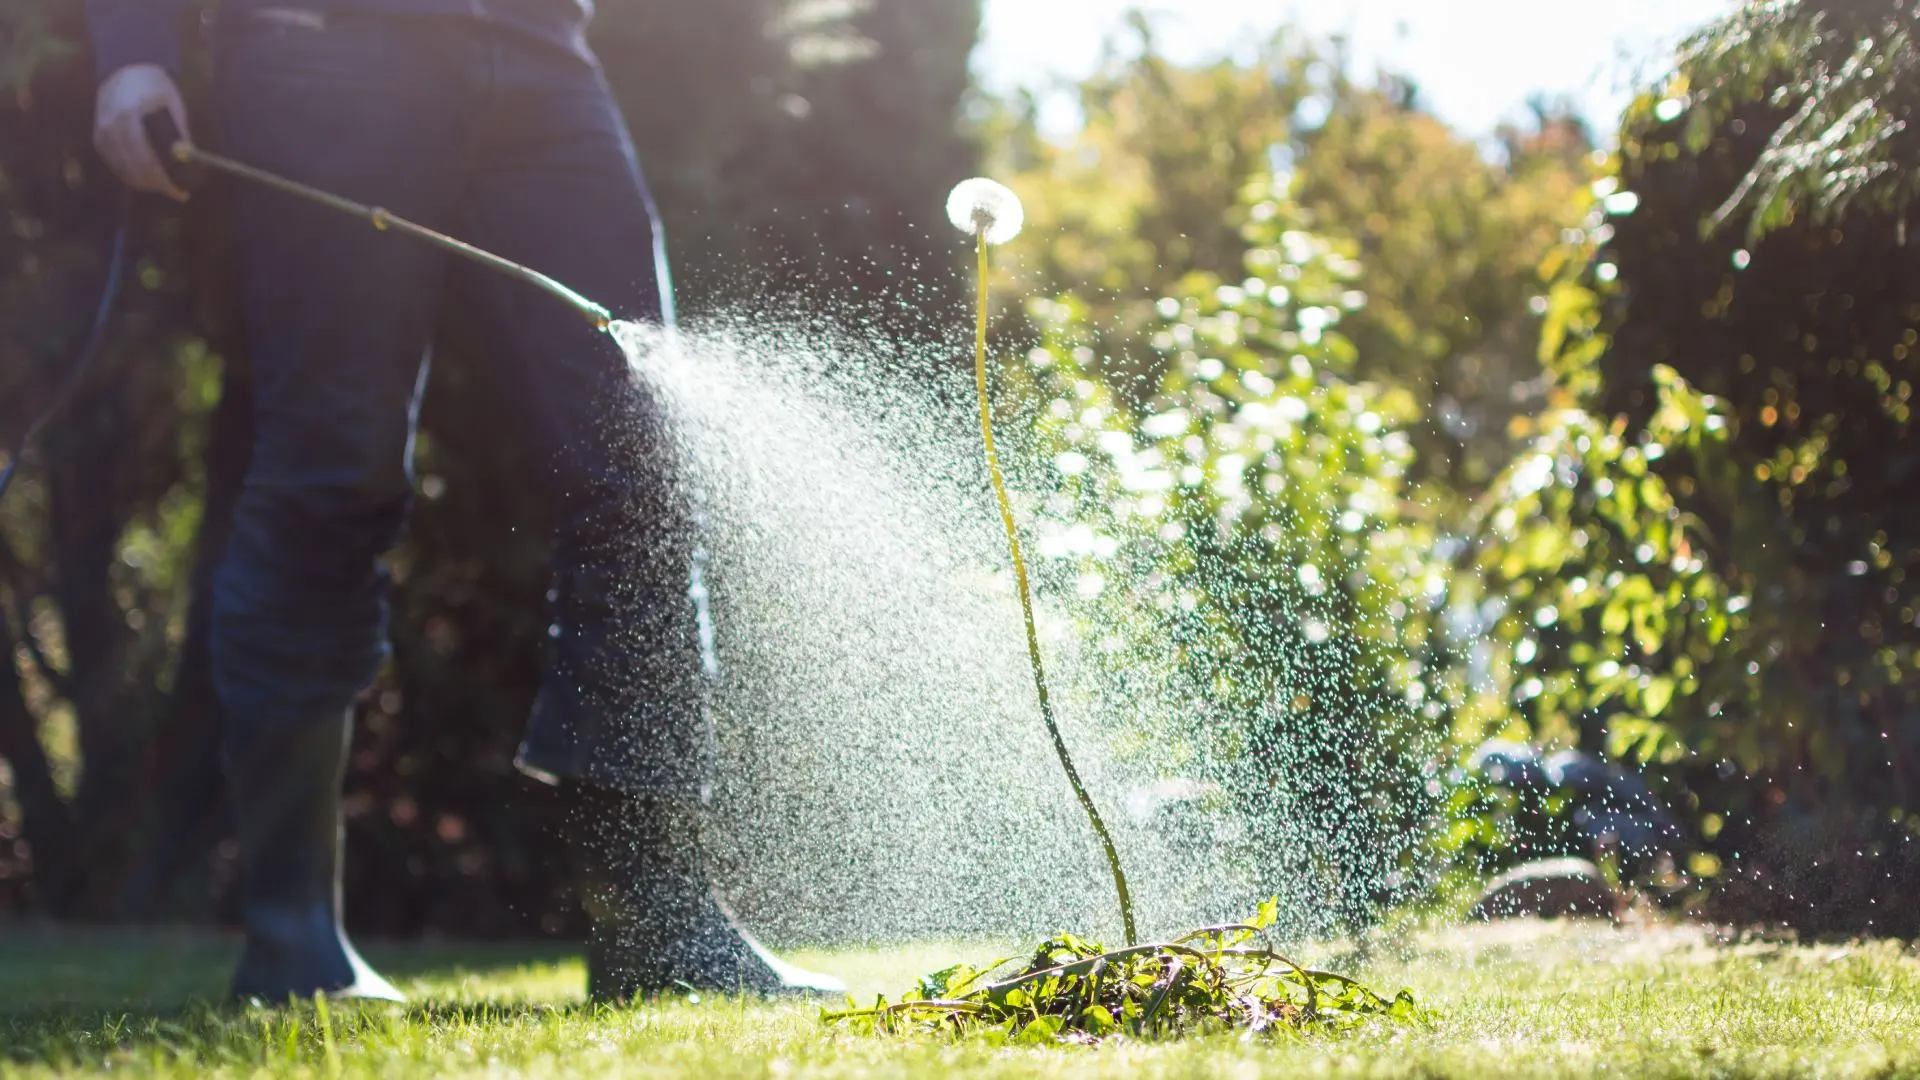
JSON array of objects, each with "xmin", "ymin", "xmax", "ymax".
[{"xmin": 947, "ymin": 177, "xmax": 1025, "ymax": 245}]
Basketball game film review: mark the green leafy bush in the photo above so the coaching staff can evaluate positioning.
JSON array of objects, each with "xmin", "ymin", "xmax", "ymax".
[
  {"xmin": 1476, "ymin": 0, "xmax": 1920, "ymax": 931},
  {"xmin": 1021, "ymin": 176, "xmax": 1457, "ymax": 930},
  {"xmin": 1476, "ymin": 351, "xmax": 1752, "ymax": 767}
]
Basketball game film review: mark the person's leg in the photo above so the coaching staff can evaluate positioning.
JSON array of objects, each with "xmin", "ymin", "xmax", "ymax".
[
  {"xmin": 450, "ymin": 30, "xmax": 704, "ymax": 804},
  {"xmin": 209, "ymin": 9, "xmax": 466, "ymax": 1002},
  {"xmin": 454, "ymin": 29, "xmax": 839, "ymax": 999}
]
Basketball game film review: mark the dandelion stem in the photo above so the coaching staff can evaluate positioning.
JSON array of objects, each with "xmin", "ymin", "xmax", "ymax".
[{"xmin": 971, "ymin": 229, "xmax": 1137, "ymax": 947}]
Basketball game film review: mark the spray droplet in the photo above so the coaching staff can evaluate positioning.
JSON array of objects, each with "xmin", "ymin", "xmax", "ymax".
[{"xmin": 947, "ymin": 177, "xmax": 1025, "ymax": 245}]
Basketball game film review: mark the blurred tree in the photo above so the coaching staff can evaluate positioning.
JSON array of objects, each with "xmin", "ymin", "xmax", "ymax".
[
  {"xmin": 599, "ymin": 0, "xmax": 979, "ymax": 332},
  {"xmin": 1294, "ymin": 92, "xmax": 1594, "ymax": 490},
  {"xmin": 990, "ymin": 24, "xmax": 1591, "ymax": 496},
  {"xmin": 1477, "ymin": 0, "xmax": 1920, "ymax": 934},
  {"xmin": 1679, "ymin": 0, "xmax": 1920, "ymax": 238},
  {"xmin": 0, "ymin": 0, "xmax": 225, "ymax": 918},
  {"xmin": 989, "ymin": 22, "xmax": 1309, "ymax": 393}
]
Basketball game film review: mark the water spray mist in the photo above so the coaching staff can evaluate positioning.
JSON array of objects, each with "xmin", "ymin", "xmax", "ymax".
[{"xmin": 946, "ymin": 178, "xmax": 1137, "ymax": 947}]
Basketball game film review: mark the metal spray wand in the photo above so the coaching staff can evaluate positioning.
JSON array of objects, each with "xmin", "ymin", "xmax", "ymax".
[{"xmin": 144, "ymin": 114, "xmax": 613, "ymax": 331}]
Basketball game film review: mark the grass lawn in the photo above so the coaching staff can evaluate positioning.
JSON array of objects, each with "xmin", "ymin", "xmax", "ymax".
[{"xmin": 4, "ymin": 919, "xmax": 1919, "ymax": 1078}]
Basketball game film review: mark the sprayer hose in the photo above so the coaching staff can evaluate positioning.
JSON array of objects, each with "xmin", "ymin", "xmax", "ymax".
[
  {"xmin": 972, "ymin": 231, "xmax": 1137, "ymax": 947},
  {"xmin": 0, "ymin": 193, "xmax": 131, "ymax": 504}
]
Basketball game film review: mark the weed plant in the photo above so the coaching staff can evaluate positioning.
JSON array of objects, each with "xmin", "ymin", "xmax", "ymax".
[{"xmin": 817, "ymin": 182, "xmax": 1424, "ymax": 1044}]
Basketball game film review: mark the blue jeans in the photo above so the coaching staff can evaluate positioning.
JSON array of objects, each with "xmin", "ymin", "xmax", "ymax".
[{"xmin": 210, "ymin": 8, "xmax": 711, "ymax": 796}]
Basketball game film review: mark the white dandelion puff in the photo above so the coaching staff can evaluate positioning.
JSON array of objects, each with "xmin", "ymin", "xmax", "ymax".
[{"xmin": 946, "ymin": 177, "xmax": 1024, "ymax": 245}]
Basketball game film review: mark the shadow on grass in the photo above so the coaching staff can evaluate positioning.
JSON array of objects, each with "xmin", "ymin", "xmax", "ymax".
[
  {"xmin": 0, "ymin": 998, "xmax": 610, "ymax": 1070},
  {"xmin": 1, "ymin": 929, "xmax": 577, "ymax": 1003},
  {"xmin": 0, "ymin": 927, "xmax": 589, "ymax": 1067}
]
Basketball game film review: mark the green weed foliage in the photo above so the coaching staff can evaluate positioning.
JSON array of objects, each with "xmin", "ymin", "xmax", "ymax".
[{"xmin": 822, "ymin": 900, "xmax": 1421, "ymax": 1043}]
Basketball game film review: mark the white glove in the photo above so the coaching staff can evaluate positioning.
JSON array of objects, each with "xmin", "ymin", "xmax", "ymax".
[{"xmin": 93, "ymin": 63, "xmax": 192, "ymax": 201}]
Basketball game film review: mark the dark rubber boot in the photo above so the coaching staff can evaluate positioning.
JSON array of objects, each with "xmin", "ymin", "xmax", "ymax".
[
  {"xmin": 569, "ymin": 784, "xmax": 845, "ymax": 1002},
  {"xmin": 227, "ymin": 707, "xmax": 403, "ymax": 1003}
]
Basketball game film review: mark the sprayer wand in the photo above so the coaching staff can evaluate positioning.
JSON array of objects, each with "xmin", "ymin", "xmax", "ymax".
[
  {"xmin": 142, "ymin": 114, "xmax": 613, "ymax": 332},
  {"xmin": 0, "ymin": 118, "xmax": 614, "ymax": 507}
]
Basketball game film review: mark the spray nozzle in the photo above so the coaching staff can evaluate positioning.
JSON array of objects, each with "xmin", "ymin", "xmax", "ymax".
[{"xmin": 141, "ymin": 110, "xmax": 205, "ymax": 192}]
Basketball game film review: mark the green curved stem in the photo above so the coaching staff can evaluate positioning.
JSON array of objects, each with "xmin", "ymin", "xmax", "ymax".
[{"xmin": 972, "ymin": 230, "xmax": 1137, "ymax": 947}]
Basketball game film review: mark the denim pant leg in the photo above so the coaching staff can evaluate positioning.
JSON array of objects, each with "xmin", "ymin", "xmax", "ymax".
[
  {"xmin": 453, "ymin": 32, "xmax": 713, "ymax": 799},
  {"xmin": 210, "ymin": 13, "xmax": 465, "ymax": 728}
]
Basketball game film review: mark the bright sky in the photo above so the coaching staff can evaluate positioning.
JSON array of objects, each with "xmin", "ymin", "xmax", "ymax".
[{"xmin": 976, "ymin": 0, "xmax": 1735, "ymax": 140}]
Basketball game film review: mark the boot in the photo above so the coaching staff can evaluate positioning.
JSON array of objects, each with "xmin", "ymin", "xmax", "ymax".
[
  {"xmin": 227, "ymin": 706, "xmax": 403, "ymax": 1003},
  {"xmin": 568, "ymin": 783, "xmax": 845, "ymax": 1001}
]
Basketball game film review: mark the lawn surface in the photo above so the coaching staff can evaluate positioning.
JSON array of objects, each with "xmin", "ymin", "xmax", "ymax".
[{"xmin": 4, "ymin": 919, "xmax": 1919, "ymax": 1078}]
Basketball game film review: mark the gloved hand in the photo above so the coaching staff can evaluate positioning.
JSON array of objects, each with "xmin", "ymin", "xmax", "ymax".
[{"xmin": 93, "ymin": 64, "xmax": 191, "ymax": 201}]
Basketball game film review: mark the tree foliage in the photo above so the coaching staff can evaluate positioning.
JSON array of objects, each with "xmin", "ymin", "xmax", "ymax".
[
  {"xmin": 1679, "ymin": 0, "xmax": 1920, "ymax": 237},
  {"xmin": 991, "ymin": 28, "xmax": 1591, "ymax": 495},
  {"xmin": 604, "ymin": 0, "xmax": 979, "ymax": 321},
  {"xmin": 988, "ymin": 22, "xmax": 1309, "ymax": 391},
  {"xmin": 1294, "ymin": 93, "xmax": 1594, "ymax": 488},
  {"xmin": 985, "ymin": 27, "xmax": 1602, "ymax": 924},
  {"xmin": 1479, "ymin": 0, "xmax": 1920, "ymax": 932}
]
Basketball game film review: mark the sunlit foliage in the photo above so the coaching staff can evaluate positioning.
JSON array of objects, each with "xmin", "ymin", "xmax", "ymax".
[
  {"xmin": 989, "ymin": 27, "xmax": 1592, "ymax": 494},
  {"xmin": 1479, "ymin": 0, "xmax": 1920, "ymax": 932},
  {"xmin": 1679, "ymin": 0, "xmax": 1920, "ymax": 237},
  {"xmin": 1025, "ymin": 176, "xmax": 1454, "ymax": 932}
]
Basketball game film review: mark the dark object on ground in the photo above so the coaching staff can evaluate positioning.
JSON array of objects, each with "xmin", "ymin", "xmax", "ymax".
[
  {"xmin": 1467, "ymin": 739, "xmax": 1552, "ymax": 791},
  {"xmin": 228, "ymin": 705, "xmax": 404, "ymax": 1002},
  {"xmin": 569, "ymin": 784, "xmax": 844, "ymax": 1000},
  {"xmin": 1466, "ymin": 738, "xmax": 1681, "ymax": 880},
  {"xmin": 1468, "ymin": 857, "xmax": 1619, "ymax": 922},
  {"xmin": 1544, "ymin": 750, "xmax": 1683, "ymax": 866},
  {"xmin": 1704, "ymin": 807, "xmax": 1920, "ymax": 939}
]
